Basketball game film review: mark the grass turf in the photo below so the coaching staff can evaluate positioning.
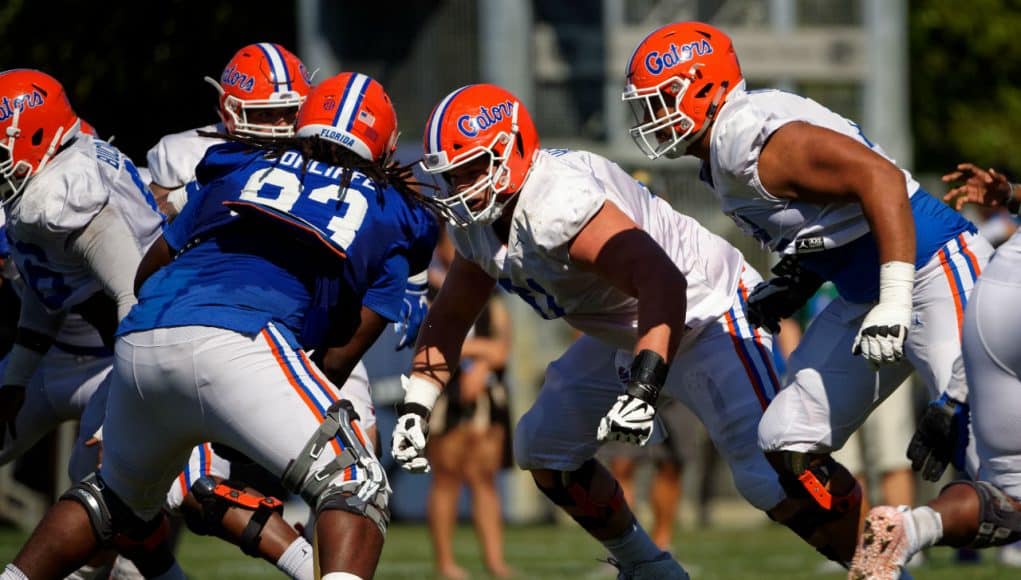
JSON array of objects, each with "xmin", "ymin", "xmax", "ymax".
[{"xmin": 0, "ymin": 520, "xmax": 1014, "ymax": 579}]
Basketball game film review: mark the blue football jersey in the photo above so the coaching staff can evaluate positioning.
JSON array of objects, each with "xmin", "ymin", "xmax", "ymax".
[{"xmin": 119, "ymin": 142, "xmax": 438, "ymax": 349}]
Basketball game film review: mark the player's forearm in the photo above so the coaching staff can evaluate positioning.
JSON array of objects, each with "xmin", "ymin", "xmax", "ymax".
[
  {"xmin": 633, "ymin": 273, "xmax": 687, "ymax": 363},
  {"xmin": 858, "ymin": 167, "xmax": 916, "ymax": 267},
  {"xmin": 73, "ymin": 205, "xmax": 143, "ymax": 320}
]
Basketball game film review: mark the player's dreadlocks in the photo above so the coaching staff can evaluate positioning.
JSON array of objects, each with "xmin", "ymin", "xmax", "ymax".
[{"xmin": 201, "ymin": 131, "xmax": 435, "ymax": 209}]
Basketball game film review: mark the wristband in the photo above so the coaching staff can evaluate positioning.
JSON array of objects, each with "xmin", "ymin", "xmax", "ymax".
[
  {"xmin": 400, "ymin": 374, "xmax": 442, "ymax": 413},
  {"xmin": 625, "ymin": 349, "xmax": 669, "ymax": 405},
  {"xmin": 878, "ymin": 261, "xmax": 914, "ymax": 308},
  {"xmin": 408, "ymin": 270, "xmax": 429, "ymax": 286}
]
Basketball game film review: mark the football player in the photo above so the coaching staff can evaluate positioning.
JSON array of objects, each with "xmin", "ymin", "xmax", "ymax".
[
  {"xmin": 621, "ymin": 21, "xmax": 993, "ymax": 566},
  {"xmin": 2, "ymin": 71, "xmax": 436, "ymax": 580},
  {"xmin": 391, "ymin": 83, "xmax": 817, "ymax": 579},
  {"xmin": 849, "ymin": 165, "xmax": 1021, "ymax": 579}
]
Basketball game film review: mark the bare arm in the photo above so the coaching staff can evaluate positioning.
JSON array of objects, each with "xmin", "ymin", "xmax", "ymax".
[
  {"xmin": 567, "ymin": 201, "xmax": 687, "ymax": 363},
  {"xmin": 410, "ymin": 253, "xmax": 496, "ymax": 389},
  {"xmin": 757, "ymin": 122, "xmax": 915, "ymax": 266},
  {"xmin": 458, "ymin": 294, "xmax": 511, "ymax": 370},
  {"xmin": 319, "ymin": 306, "xmax": 389, "ymax": 386},
  {"xmin": 134, "ymin": 236, "xmax": 173, "ymax": 296}
]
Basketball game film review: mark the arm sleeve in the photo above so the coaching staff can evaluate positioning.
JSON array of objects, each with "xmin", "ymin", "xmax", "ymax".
[
  {"xmin": 2, "ymin": 289, "xmax": 65, "ymax": 386},
  {"xmin": 363, "ymin": 251, "xmax": 410, "ymax": 323},
  {"xmin": 70, "ymin": 204, "xmax": 143, "ymax": 321}
]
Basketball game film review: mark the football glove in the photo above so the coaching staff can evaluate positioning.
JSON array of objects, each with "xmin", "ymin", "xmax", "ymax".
[
  {"xmin": 597, "ymin": 350, "xmax": 669, "ymax": 447},
  {"xmin": 391, "ymin": 402, "xmax": 431, "ymax": 473},
  {"xmin": 746, "ymin": 256, "xmax": 825, "ymax": 334},
  {"xmin": 853, "ymin": 261, "xmax": 914, "ymax": 365},
  {"xmin": 907, "ymin": 392, "xmax": 970, "ymax": 481},
  {"xmin": 394, "ymin": 271, "xmax": 429, "ymax": 351}
]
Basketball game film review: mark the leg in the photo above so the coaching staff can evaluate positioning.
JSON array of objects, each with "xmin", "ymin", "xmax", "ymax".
[
  {"xmin": 757, "ymin": 298, "xmax": 913, "ymax": 565},
  {"xmin": 514, "ymin": 336, "xmax": 688, "ymax": 578},
  {"xmin": 464, "ymin": 424, "xmax": 511, "ymax": 577},
  {"xmin": 649, "ymin": 459, "xmax": 682, "ymax": 549},
  {"xmin": 426, "ymin": 427, "xmax": 469, "ymax": 580},
  {"xmin": 201, "ymin": 326, "xmax": 390, "ymax": 578}
]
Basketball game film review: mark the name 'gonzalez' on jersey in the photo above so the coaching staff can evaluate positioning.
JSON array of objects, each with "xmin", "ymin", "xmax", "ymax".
[{"xmin": 118, "ymin": 141, "xmax": 437, "ymax": 351}]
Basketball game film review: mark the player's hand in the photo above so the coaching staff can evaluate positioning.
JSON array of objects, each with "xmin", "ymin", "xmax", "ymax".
[
  {"xmin": 597, "ymin": 394, "xmax": 656, "ymax": 446},
  {"xmin": 394, "ymin": 272, "xmax": 429, "ymax": 351},
  {"xmin": 907, "ymin": 393, "xmax": 970, "ymax": 481},
  {"xmin": 354, "ymin": 451, "xmax": 390, "ymax": 504},
  {"xmin": 746, "ymin": 278, "xmax": 798, "ymax": 334},
  {"xmin": 853, "ymin": 262, "xmax": 913, "ymax": 365},
  {"xmin": 852, "ymin": 301, "xmax": 911, "ymax": 364},
  {"xmin": 391, "ymin": 403, "xmax": 431, "ymax": 473},
  {"xmin": 0, "ymin": 385, "xmax": 26, "ymax": 448},
  {"xmin": 942, "ymin": 163, "xmax": 1012, "ymax": 210},
  {"xmin": 85, "ymin": 425, "xmax": 104, "ymax": 467}
]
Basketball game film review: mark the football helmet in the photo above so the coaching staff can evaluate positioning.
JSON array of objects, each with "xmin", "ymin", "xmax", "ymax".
[
  {"xmin": 295, "ymin": 72, "xmax": 399, "ymax": 163},
  {"xmin": 205, "ymin": 42, "xmax": 311, "ymax": 138},
  {"xmin": 420, "ymin": 84, "xmax": 539, "ymax": 228},
  {"xmin": 622, "ymin": 21, "xmax": 743, "ymax": 159},
  {"xmin": 0, "ymin": 69, "xmax": 81, "ymax": 205}
]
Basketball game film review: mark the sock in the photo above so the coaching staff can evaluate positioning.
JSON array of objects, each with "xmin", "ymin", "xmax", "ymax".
[
  {"xmin": 600, "ymin": 521, "xmax": 664, "ymax": 566},
  {"xmin": 321, "ymin": 573, "xmax": 363, "ymax": 580},
  {"xmin": 1, "ymin": 564, "xmax": 29, "ymax": 580},
  {"xmin": 277, "ymin": 536, "xmax": 315, "ymax": 580},
  {"xmin": 150, "ymin": 561, "xmax": 186, "ymax": 580},
  {"xmin": 910, "ymin": 506, "xmax": 944, "ymax": 549}
]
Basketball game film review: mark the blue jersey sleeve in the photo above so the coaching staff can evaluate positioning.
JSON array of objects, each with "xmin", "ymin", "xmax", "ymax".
[
  {"xmin": 194, "ymin": 142, "xmax": 260, "ymax": 185},
  {"xmin": 363, "ymin": 250, "xmax": 410, "ymax": 322}
]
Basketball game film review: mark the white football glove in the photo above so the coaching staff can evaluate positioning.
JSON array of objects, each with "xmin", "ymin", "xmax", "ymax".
[
  {"xmin": 597, "ymin": 394, "xmax": 656, "ymax": 446},
  {"xmin": 354, "ymin": 454, "xmax": 390, "ymax": 503},
  {"xmin": 852, "ymin": 261, "xmax": 914, "ymax": 365},
  {"xmin": 391, "ymin": 408, "xmax": 431, "ymax": 473}
]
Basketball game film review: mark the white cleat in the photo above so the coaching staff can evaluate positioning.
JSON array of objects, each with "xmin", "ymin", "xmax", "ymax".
[
  {"xmin": 608, "ymin": 552, "xmax": 690, "ymax": 580},
  {"xmin": 849, "ymin": 505, "xmax": 919, "ymax": 580}
]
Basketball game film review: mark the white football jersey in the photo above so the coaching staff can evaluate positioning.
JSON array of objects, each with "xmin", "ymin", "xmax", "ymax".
[
  {"xmin": 450, "ymin": 149, "xmax": 745, "ymax": 350},
  {"xmin": 704, "ymin": 88, "xmax": 920, "ymax": 255},
  {"xmin": 5, "ymin": 134, "xmax": 163, "ymax": 313},
  {"xmin": 146, "ymin": 123, "xmax": 225, "ymax": 188}
]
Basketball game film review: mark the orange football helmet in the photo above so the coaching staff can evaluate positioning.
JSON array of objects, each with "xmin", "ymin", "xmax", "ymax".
[
  {"xmin": 622, "ymin": 21, "xmax": 743, "ymax": 159},
  {"xmin": 205, "ymin": 42, "xmax": 311, "ymax": 138},
  {"xmin": 420, "ymin": 84, "xmax": 539, "ymax": 227},
  {"xmin": 0, "ymin": 69, "xmax": 80, "ymax": 205},
  {"xmin": 295, "ymin": 72, "xmax": 398, "ymax": 163}
]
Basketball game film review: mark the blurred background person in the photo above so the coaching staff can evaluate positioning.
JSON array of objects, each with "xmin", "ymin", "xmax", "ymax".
[{"xmin": 425, "ymin": 228, "xmax": 514, "ymax": 580}]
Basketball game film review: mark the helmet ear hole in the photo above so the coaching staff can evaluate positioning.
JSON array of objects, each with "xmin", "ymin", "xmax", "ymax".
[
  {"xmin": 695, "ymin": 83, "xmax": 714, "ymax": 99},
  {"xmin": 31, "ymin": 128, "xmax": 44, "ymax": 146},
  {"xmin": 515, "ymin": 133, "xmax": 524, "ymax": 157}
]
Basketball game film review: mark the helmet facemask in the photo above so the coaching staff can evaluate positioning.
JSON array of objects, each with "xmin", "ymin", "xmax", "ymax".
[
  {"xmin": 0, "ymin": 106, "xmax": 77, "ymax": 207},
  {"xmin": 623, "ymin": 69, "xmax": 700, "ymax": 160},
  {"xmin": 205, "ymin": 76, "xmax": 305, "ymax": 139},
  {"xmin": 421, "ymin": 103, "xmax": 521, "ymax": 228}
]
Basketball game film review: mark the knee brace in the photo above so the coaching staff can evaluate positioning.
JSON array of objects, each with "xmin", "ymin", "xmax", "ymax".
[
  {"xmin": 532, "ymin": 459, "xmax": 625, "ymax": 529},
  {"xmin": 184, "ymin": 476, "xmax": 284, "ymax": 557},
  {"xmin": 767, "ymin": 452, "xmax": 862, "ymax": 564},
  {"xmin": 947, "ymin": 480, "xmax": 1021, "ymax": 548},
  {"xmin": 281, "ymin": 399, "xmax": 390, "ymax": 536},
  {"xmin": 60, "ymin": 472, "xmax": 168, "ymax": 551}
]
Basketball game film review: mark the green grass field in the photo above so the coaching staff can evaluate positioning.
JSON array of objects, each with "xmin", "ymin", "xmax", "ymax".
[{"xmin": 0, "ymin": 521, "xmax": 1014, "ymax": 579}]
